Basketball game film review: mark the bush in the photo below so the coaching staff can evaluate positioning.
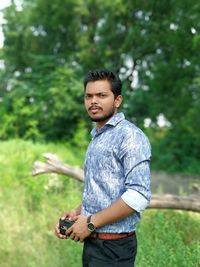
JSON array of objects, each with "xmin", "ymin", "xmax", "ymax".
[{"xmin": 0, "ymin": 140, "xmax": 199, "ymax": 267}]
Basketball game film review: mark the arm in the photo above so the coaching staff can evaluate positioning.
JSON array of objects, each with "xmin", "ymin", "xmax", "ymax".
[
  {"xmin": 90, "ymin": 197, "xmax": 134, "ymax": 228},
  {"xmin": 65, "ymin": 197, "xmax": 134, "ymax": 242}
]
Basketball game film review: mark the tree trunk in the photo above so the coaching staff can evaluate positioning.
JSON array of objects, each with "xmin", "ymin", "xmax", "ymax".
[{"xmin": 32, "ymin": 153, "xmax": 200, "ymax": 213}]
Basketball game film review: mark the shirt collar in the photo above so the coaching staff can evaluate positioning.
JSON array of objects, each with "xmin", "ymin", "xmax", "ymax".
[{"xmin": 91, "ymin": 112, "xmax": 125, "ymax": 137}]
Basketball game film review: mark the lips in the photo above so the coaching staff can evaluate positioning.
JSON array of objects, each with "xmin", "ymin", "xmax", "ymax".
[
  {"xmin": 89, "ymin": 106, "xmax": 101, "ymax": 110},
  {"xmin": 89, "ymin": 106, "xmax": 102, "ymax": 114}
]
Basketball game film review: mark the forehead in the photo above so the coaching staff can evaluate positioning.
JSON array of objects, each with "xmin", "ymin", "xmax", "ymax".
[{"xmin": 85, "ymin": 80, "xmax": 112, "ymax": 93}]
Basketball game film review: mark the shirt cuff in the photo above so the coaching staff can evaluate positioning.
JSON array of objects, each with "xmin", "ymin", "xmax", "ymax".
[{"xmin": 121, "ymin": 189, "xmax": 150, "ymax": 212}]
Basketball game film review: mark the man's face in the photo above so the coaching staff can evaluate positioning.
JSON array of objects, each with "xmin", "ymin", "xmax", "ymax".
[{"xmin": 84, "ymin": 80, "xmax": 122, "ymax": 128}]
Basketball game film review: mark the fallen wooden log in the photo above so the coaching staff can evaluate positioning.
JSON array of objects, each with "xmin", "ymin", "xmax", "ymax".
[
  {"xmin": 149, "ymin": 194, "xmax": 200, "ymax": 212},
  {"xmin": 32, "ymin": 153, "xmax": 200, "ymax": 212},
  {"xmin": 32, "ymin": 153, "xmax": 84, "ymax": 182}
]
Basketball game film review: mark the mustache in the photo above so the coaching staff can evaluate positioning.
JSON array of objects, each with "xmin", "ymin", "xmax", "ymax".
[{"xmin": 88, "ymin": 105, "xmax": 102, "ymax": 110}]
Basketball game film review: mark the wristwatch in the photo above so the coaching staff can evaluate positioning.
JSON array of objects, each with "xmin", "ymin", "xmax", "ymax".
[{"xmin": 87, "ymin": 215, "xmax": 96, "ymax": 232}]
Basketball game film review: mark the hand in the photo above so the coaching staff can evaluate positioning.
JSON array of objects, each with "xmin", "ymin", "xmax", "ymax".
[
  {"xmin": 55, "ymin": 222, "xmax": 67, "ymax": 239},
  {"xmin": 54, "ymin": 209, "xmax": 77, "ymax": 239},
  {"xmin": 60, "ymin": 209, "xmax": 78, "ymax": 221},
  {"xmin": 66, "ymin": 215, "xmax": 92, "ymax": 242}
]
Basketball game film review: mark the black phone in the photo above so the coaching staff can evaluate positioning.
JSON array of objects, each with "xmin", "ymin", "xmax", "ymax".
[{"xmin": 59, "ymin": 218, "xmax": 75, "ymax": 235}]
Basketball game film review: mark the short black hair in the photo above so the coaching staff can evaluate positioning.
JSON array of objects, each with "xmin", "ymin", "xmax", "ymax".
[{"xmin": 84, "ymin": 69, "xmax": 122, "ymax": 97}]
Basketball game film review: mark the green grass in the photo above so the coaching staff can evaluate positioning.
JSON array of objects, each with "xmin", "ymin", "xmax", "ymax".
[
  {"xmin": 136, "ymin": 210, "xmax": 200, "ymax": 267},
  {"xmin": 0, "ymin": 139, "xmax": 199, "ymax": 267}
]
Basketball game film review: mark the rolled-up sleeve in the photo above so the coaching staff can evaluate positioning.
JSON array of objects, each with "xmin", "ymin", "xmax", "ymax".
[
  {"xmin": 121, "ymin": 161, "xmax": 151, "ymax": 212},
  {"xmin": 120, "ymin": 131, "xmax": 151, "ymax": 212}
]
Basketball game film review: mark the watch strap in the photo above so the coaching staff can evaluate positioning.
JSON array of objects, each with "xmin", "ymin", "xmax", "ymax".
[{"xmin": 87, "ymin": 215, "xmax": 92, "ymax": 224}]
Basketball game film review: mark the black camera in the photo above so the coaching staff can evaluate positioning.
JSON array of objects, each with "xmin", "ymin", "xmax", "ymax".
[{"xmin": 59, "ymin": 218, "xmax": 75, "ymax": 235}]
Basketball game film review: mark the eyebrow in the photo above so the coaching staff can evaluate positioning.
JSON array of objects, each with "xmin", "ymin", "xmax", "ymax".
[{"xmin": 85, "ymin": 91, "xmax": 108, "ymax": 96}]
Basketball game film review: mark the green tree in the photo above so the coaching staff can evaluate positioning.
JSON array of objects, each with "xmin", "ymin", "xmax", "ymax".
[{"xmin": 1, "ymin": 0, "xmax": 200, "ymax": 173}]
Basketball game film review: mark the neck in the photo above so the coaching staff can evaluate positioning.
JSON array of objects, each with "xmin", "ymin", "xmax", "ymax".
[{"xmin": 96, "ymin": 111, "xmax": 118, "ymax": 129}]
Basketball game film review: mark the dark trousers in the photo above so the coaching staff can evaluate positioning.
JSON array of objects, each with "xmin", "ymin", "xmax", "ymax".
[{"xmin": 82, "ymin": 234, "xmax": 137, "ymax": 267}]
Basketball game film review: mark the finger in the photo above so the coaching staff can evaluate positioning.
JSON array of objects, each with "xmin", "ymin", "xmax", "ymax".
[
  {"xmin": 73, "ymin": 236, "xmax": 80, "ymax": 242},
  {"xmin": 55, "ymin": 223, "xmax": 64, "ymax": 235},
  {"xmin": 55, "ymin": 228, "xmax": 67, "ymax": 239},
  {"xmin": 58, "ymin": 231, "xmax": 68, "ymax": 239},
  {"xmin": 55, "ymin": 224, "xmax": 61, "ymax": 235},
  {"xmin": 55, "ymin": 223, "xmax": 60, "ymax": 231},
  {"xmin": 61, "ymin": 213, "xmax": 68, "ymax": 220},
  {"xmin": 55, "ymin": 231, "xmax": 67, "ymax": 239},
  {"xmin": 65, "ymin": 227, "xmax": 73, "ymax": 236},
  {"xmin": 73, "ymin": 215, "xmax": 79, "ymax": 221},
  {"xmin": 70, "ymin": 233, "xmax": 76, "ymax": 240},
  {"xmin": 55, "ymin": 223, "xmax": 68, "ymax": 239}
]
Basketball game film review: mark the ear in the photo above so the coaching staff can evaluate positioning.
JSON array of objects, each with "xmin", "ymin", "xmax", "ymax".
[{"xmin": 115, "ymin": 95, "xmax": 123, "ymax": 108}]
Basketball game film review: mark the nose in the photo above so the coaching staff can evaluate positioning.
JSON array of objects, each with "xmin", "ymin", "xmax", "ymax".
[{"xmin": 91, "ymin": 96, "xmax": 98, "ymax": 104}]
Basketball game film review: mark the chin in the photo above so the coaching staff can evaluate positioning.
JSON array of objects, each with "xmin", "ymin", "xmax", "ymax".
[{"xmin": 90, "ymin": 116, "xmax": 102, "ymax": 122}]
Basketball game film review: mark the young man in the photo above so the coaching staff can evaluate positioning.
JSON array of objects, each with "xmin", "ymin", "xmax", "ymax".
[{"xmin": 55, "ymin": 69, "xmax": 151, "ymax": 267}]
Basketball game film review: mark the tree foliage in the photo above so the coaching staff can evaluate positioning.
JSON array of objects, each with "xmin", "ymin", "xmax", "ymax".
[{"xmin": 0, "ymin": 0, "xmax": 200, "ymax": 173}]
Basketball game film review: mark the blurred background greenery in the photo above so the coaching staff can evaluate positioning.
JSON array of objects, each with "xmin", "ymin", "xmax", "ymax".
[
  {"xmin": 0, "ymin": 0, "xmax": 200, "ymax": 266},
  {"xmin": 1, "ymin": 0, "xmax": 200, "ymax": 174}
]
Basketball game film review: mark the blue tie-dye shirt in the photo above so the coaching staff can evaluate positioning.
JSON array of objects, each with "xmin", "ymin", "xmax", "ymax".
[{"xmin": 81, "ymin": 112, "xmax": 151, "ymax": 233}]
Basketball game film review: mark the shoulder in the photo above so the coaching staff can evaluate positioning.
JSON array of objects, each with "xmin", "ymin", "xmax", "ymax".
[
  {"xmin": 117, "ymin": 119, "xmax": 151, "ymax": 157},
  {"xmin": 118, "ymin": 119, "xmax": 149, "ymax": 142}
]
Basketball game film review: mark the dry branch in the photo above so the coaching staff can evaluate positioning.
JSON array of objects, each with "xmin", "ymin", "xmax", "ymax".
[
  {"xmin": 32, "ymin": 153, "xmax": 200, "ymax": 212},
  {"xmin": 32, "ymin": 153, "xmax": 84, "ymax": 182}
]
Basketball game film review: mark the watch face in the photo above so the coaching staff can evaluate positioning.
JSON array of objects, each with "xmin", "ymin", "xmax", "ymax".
[{"xmin": 88, "ymin": 222, "xmax": 95, "ymax": 232}]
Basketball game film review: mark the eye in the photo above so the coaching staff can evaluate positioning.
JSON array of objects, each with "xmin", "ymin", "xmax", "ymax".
[
  {"xmin": 99, "ymin": 93, "xmax": 107, "ymax": 98},
  {"xmin": 85, "ymin": 94, "xmax": 91, "ymax": 99}
]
